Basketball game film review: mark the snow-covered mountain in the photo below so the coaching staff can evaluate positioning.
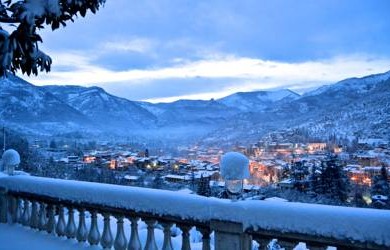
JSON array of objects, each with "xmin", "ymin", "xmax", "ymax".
[
  {"xmin": 207, "ymin": 70, "xmax": 390, "ymax": 143},
  {"xmin": 42, "ymin": 85, "xmax": 157, "ymax": 131},
  {"xmin": 306, "ymin": 71, "xmax": 390, "ymax": 97},
  {"xmin": 290, "ymin": 71, "xmax": 390, "ymax": 139},
  {"xmin": 218, "ymin": 89, "xmax": 300, "ymax": 111},
  {"xmin": 139, "ymin": 99, "xmax": 237, "ymax": 126},
  {"xmin": 1, "ymin": 71, "xmax": 389, "ymax": 144},
  {"xmin": 0, "ymin": 75, "xmax": 89, "ymax": 134}
]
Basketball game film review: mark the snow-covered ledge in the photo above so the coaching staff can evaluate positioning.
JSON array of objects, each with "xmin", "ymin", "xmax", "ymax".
[{"xmin": 1, "ymin": 174, "xmax": 389, "ymax": 250}]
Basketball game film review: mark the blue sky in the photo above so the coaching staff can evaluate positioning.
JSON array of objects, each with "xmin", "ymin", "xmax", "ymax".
[{"xmin": 20, "ymin": 0, "xmax": 390, "ymax": 102}]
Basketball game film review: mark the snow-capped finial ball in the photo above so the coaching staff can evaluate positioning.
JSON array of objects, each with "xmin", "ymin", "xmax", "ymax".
[
  {"xmin": 2, "ymin": 149, "xmax": 20, "ymax": 175},
  {"xmin": 220, "ymin": 152, "xmax": 250, "ymax": 180},
  {"xmin": 2, "ymin": 149, "xmax": 20, "ymax": 166}
]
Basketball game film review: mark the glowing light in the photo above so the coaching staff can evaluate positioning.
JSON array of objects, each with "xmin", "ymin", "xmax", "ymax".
[{"xmin": 109, "ymin": 160, "xmax": 116, "ymax": 169}]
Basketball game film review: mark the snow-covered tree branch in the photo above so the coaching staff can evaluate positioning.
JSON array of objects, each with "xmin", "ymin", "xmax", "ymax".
[{"xmin": 0, "ymin": 0, "xmax": 105, "ymax": 76}]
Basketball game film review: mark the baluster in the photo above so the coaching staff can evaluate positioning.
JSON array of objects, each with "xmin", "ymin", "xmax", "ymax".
[
  {"xmin": 161, "ymin": 222, "xmax": 173, "ymax": 250},
  {"xmin": 46, "ymin": 204, "xmax": 56, "ymax": 234},
  {"xmin": 101, "ymin": 213, "xmax": 114, "ymax": 249},
  {"xmin": 278, "ymin": 239, "xmax": 297, "ymax": 250},
  {"xmin": 197, "ymin": 227, "xmax": 211, "ymax": 250},
  {"xmin": 65, "ymin": 206, "xmax": 76, "ymax": 238},
  {"xmin": 76, "ymin": 208, "xmax": 88, "ymax": 242},
  {"xmin": 38, "ymin": 202, "xmax": 47, "ymax": 230},
  {"xmin": 21, "ymin": 199, "xmax": 30, "ymax": 226},
  {"xmin": 0, "ymin": 188, "xmax": 7, "ymax": 223},
  {"xmin": 144, "ymin": 219, "xmax": 158, "ymax": 250},
  {"xmin": 56, "ymin": 205, "xmax": 66, "ymax": 237},
  {"xmin": 88, "ymin": 210, "xmax": 100, "ymax": 245},
  {"xmin": 254, "ymin": 238, "xmax": 271, "ymax": 250},
  {"xmin": 179, "ymin": 224, "xmax": 191, "ymax": 250},
  {"xmin": 114, "ymin": 216, "xmax": 127, "ymax": 250},
  {"xmin": 9, "ymin": 196, "xmax": 17, "ymax": 223},
  {"xmin": 30, "ymin": 200, "xmax": 39, "ymax": 229},
  {"xmin": 128, "ymin": 217, "xmax": 142, "ymax": 250},
  {"xmin": 15, "ymin": 197, "xmax": 23, "ymax": 224}
]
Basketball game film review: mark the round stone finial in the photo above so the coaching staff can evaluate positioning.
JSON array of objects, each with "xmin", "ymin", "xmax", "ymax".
[
  {"xmin": 2, "ymin": 149, "xmax": 21, "ymax": 166},
  {"xmin": 220, "ymin": 152, "xmax": 250, "ymax": 180}
]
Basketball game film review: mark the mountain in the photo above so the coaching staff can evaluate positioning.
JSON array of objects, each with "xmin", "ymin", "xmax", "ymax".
[
  {"xmin": 0, "ymin": 75, "xmax": 89, "ymax": 134},
  {"xmin": 1, "ymin": 71, "xmax": 389, "ymax": 145},
  {"xmin": 289, "ymin": 71, "xmax": 390, "ymax": 139},
  {"xmin": 135, "ymin": 99, "xmax": 240, "ymax": 142},
  {"xmin": 139, "ymin": 99, "xmax": 237, "ymax": 125},
  {"xmin": 207, "ymin": 70, "xmax": 390, "ymax": 144},
  {"xmin": 42, "ymin": 85, "xmax": 157, "ymax": 131},
  {"xmin": 305, "ymin": 71, "xmax": 390, "ymax": 97},
  {"xmin": 218, "ymin": 89, "xmax": 300, "ymax": 111}
]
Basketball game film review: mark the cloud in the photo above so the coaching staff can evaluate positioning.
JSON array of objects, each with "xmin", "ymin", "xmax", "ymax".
[
  {"xmin": 101, "ymin": 38, "xmax": 155, "ymax": 54},
  {"xmin": 22, "ymin": 52, "xmax": 390, "ymax": 102}
]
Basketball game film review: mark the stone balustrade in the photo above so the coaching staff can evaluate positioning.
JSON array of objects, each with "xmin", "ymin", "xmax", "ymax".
[{"xmin": 0, "ymin": 175, "xmax": 389, "ymax": 250}]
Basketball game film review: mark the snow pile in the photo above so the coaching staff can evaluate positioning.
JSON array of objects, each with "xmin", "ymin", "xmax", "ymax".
[
  {"xmin": 0, "ymin": 221, "xmax": 206, "ymax": 250},
  {"xmin": 220, "ymin": 152, "xmax": 250, "ymax": 180},
  {"xmin": 0, "ymin": 175, "xmax": 390, "ymax": 247}
]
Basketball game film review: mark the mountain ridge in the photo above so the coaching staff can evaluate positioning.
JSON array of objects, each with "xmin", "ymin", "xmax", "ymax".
[{"xmin": 1, "ymin": 70, "xmax": 389, "ymax": 144}]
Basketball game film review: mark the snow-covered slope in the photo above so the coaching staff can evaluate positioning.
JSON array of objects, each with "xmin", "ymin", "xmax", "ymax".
[
  {"xmin": 294, "ymin": 75, "xmax": 390, "ymax": 139},
  {"xmin": 0, "ymin": 75, "xmax": 90, "ymax": 134},
  {"xmin": 42, "ymin": 85, "xmax": 157, "ymax": 131},
  {"xmin": 224, "ymin": 71, "xmax": 389, "ymax": 142},
  {"xmin": 306, "ymin": 70, "xmax": 390, "ymax": 97},
  {"xmin": 219, "ymin": 89, "xmax": 300, "ymax": 111}
]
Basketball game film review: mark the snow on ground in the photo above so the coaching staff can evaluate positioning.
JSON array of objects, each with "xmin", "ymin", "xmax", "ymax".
[
  {"xmin": 0, "ymin": 213, "xmax": 206, "ymax": 250},
  {"xmin": 1, "ymin": 175, "xmax": 390, "ymax": 247},
  {"xmin": 0, "ymin": 223, "xmax": 100, "ymax": 250}
]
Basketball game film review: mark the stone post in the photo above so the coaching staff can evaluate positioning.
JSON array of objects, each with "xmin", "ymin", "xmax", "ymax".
[{"xmin": 211, "ymin": 220, "xmax": 252, "ymax": 250}]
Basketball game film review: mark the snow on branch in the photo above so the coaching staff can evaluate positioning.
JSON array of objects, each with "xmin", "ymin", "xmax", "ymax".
[{"xmin": 0, "ymin": 0, "xmax": 105, "ymax": 76}]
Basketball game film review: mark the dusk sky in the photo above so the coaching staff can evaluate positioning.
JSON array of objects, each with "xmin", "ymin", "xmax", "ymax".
[{"xmin": 19, "ymin": 0, "xmax": 390, "ymax": 102}]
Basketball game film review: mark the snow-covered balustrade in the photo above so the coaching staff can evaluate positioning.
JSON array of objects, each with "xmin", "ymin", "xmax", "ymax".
[{"xmin": 1, "ymin": 175, "xmax": 390, "ymax": 250}]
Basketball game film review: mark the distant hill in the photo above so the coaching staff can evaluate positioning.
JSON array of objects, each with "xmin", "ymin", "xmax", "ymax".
[{"xmin": 218, "ymin": 89, "xmax": 300, "ymax": 111}]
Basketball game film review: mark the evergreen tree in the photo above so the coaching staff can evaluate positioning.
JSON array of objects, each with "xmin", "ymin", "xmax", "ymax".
[
  {"xmin": 309, "ymin": 164, "xmax": 323, "ymax": 194},
  {"xmin": 371, "ymin": 165, "xmax": 390, "ymax": 196},
  {"xmin": 151, "ymin": 173, "xmax": 164, "ymax": 189},
  {"xmin": 353, "ymin": 186, "xmax": 367, "ymax": 207},
  {"xmin": 290, "ymin": 161, "xmax": 309, "ymax": 191},
  {"xmin": 310, "ymin": 157, "xmax": 350, "ymax": 202},
  {"xmin": 197, "ymin": 175, "xmax": 211, "ymax": 197},
  {"xmin": 49, "ymin": 139, "xmax": 57, "ymax": 149}
]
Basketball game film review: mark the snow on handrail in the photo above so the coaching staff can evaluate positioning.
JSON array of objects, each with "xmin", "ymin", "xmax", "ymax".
[{"xmin": 1, "ymin": 174, "xmax": 390, "ymax": 247}]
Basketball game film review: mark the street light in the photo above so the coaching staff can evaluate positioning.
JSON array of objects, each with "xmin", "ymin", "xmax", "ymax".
[{"xmin": 220, "ymin": 152, "xmax": 250, "ymax": 198}]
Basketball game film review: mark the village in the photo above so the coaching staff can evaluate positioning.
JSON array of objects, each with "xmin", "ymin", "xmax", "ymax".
[{"xmin": 31, "ymin": 134, "xmax": 390, "ymax": 208}]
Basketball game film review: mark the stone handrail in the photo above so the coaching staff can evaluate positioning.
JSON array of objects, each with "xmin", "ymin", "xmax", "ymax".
[{"xmin": 1, "ymin": 174, "xmax": 389, "ymax": 250}]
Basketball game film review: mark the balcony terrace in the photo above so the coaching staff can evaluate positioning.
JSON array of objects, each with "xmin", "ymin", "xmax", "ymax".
[{"xmin": 1, "ymin": 174, "xmax": 389, "ymax": 250}]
